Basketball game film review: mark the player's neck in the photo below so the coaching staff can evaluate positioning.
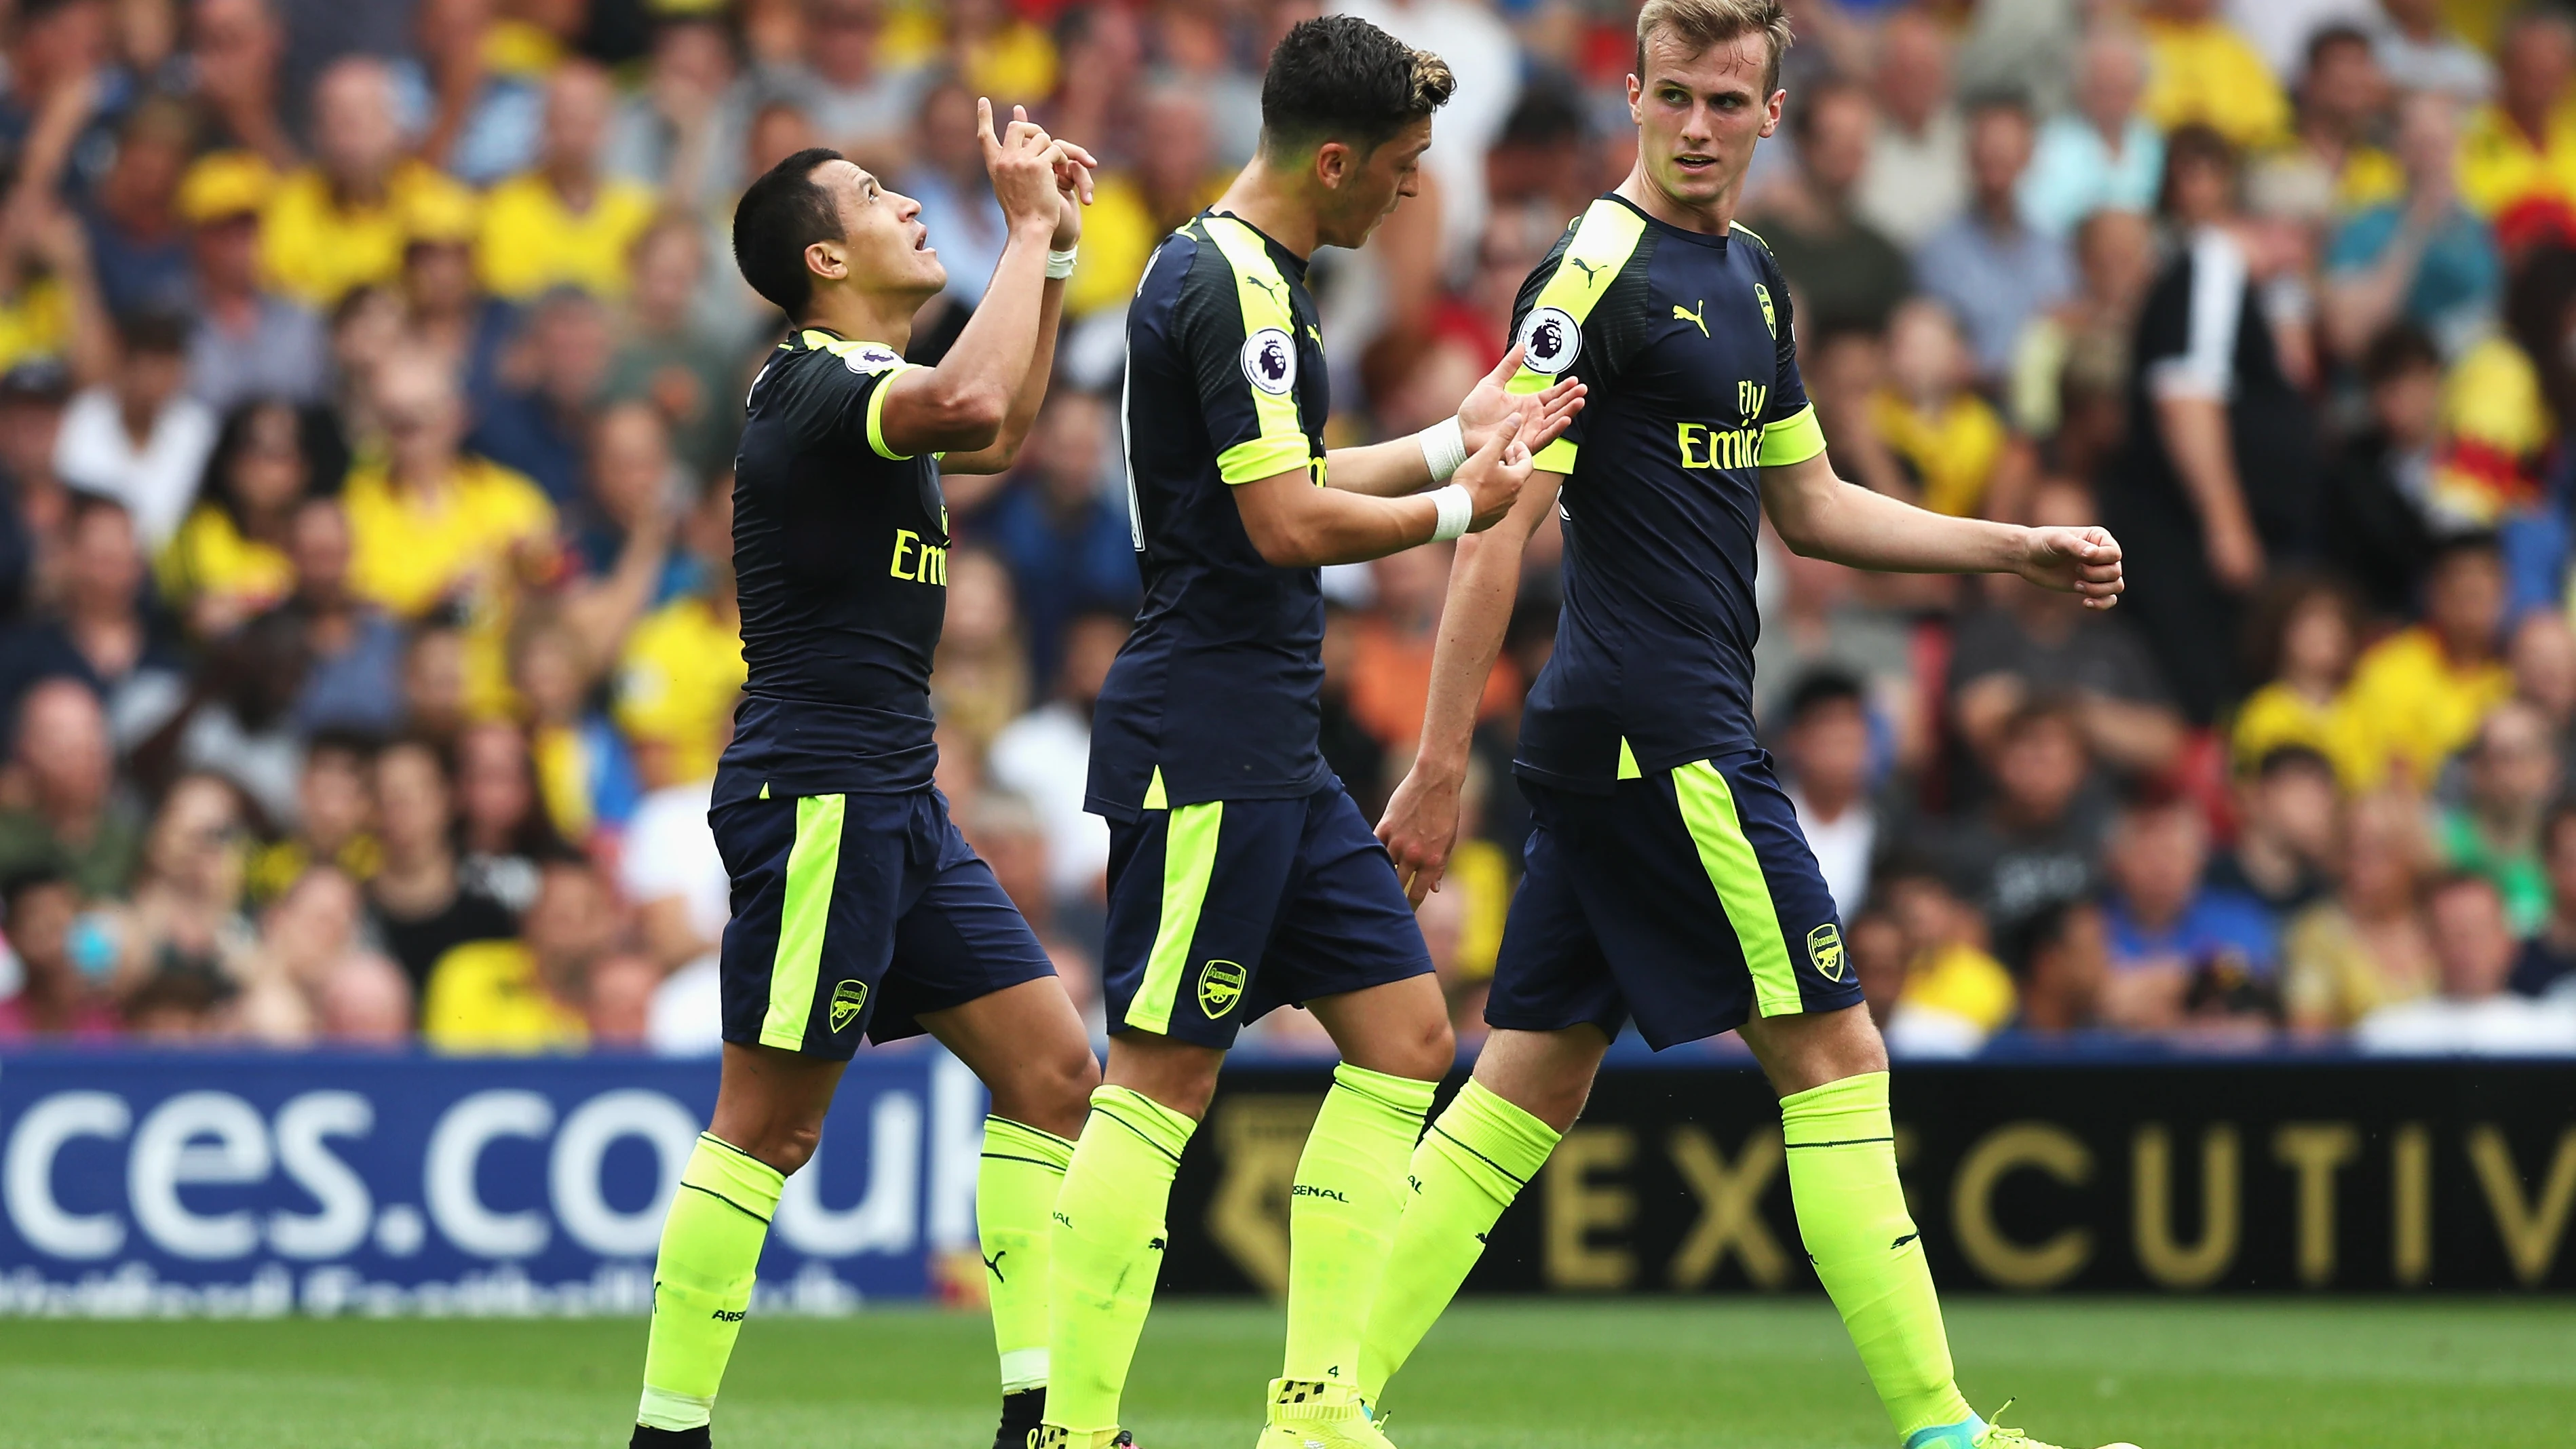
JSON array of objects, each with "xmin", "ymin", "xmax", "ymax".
[
  {"xmin": 1212, "ymin": 163, "xmax": 1320, "ymax": 259},
  {"xmin": 799, "ymin": 287, "xmax": 919, "ymax": 351},
  {"xmin": 1615, "ymin": 161, "xmax": 1742, "ymax": 238}
]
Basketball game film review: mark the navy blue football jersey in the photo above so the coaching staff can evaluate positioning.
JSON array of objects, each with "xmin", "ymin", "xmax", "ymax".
[
  {"xmin": 716, "ymin": 326, "xmax": 953, "ymax": 805},
  {"xmin": 1087, "ymin": 212, "xmax": 1334, "ymax": 819},
  {"xmin": 1504, "ymin": 195, "xmax": 1829, "ymax": 792}
]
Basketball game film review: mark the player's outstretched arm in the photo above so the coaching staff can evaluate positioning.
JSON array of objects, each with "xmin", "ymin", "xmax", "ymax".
[
  {"xmin": 1376, "ymin": 467, "xmax": 1564, "ymax": 905},
  {"xmin": 878, "ymin": 100, "xmax": 1094, "ymax": 461},
  {"xmin": 1233, "ymin": 414, "xmax": 1533, "ymax": 568},
  {"xmin": 1758, "ymin": 450, "xmax": 2127, "ymax": 608},
  {"xmin": 1322, "ymin": 345, "xmax": 1586, "ymax": 497},
  {"xmin": 942, "ymin": 114, "xmax": 1090, "ymax": 476}
]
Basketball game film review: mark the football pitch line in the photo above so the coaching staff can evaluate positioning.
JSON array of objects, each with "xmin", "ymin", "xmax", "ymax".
[{"xmin": 0, "ymin": 1298, "xmax": 2567, "ymax": 1448}]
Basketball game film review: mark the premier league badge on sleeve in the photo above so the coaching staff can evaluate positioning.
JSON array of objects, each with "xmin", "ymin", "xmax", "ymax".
[
  {"xmin": 1519, "ymin": 306, "xmax": 1581, "ymax": 374},
  {"xmin": 1240, "ymin": 327, "xmax": 1298, "ymax": 395}
]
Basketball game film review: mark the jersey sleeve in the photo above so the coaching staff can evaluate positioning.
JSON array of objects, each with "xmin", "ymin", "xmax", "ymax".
[
  {"xmin": 1751, "ymin": 244, "xmax": 1826, "ymax": 468},
  {"xmin": 1506, "ymin": 200, "xmax": 1653, "ymax": 475},
  {"xmin": 1177, "ymin": 222, "xmax": 1313, "ymax": 486},
  {"xmin": 770, "ymin": 332, "xmax": 922, "ymax": 461}
]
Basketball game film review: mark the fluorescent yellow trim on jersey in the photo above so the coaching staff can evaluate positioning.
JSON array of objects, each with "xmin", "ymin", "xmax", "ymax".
[
  {"xmin": 1507, "ymin": 199, "xmax": 1649, "ymax": 474},
  {"xmin": 866, "ymin": 374, "xmax": 910, "ymax": 461},
  {"xmin": 1758, "ymin": 403, "xmax": 1826, "ymax": 467},
  {"xmin": 1218, "ymin": 436, "xmax": 1314, "ymax": 486},
  {"xmin": 1142, "ymin": 765, "xmax": 1168, "ymax": 811},
  {"xmin": 1616, "ymin": 737, "xmax": 1642, "ymax": 780},
  {"xmin": 1201, "ymin": 216, "xmax": 1314, "ymax": 484}
]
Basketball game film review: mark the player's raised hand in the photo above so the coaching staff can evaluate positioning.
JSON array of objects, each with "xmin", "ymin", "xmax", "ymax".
[
  {"xmin": 1455, "ymin": 343, "xmax": 1584, "ymax": 455},
  {"xmin": 1378, "ymin": 765, "xmax": 1461, "ymax": 906},
  {"xmin": 980, "ymin": 98, "xmax": 1079, "ymax": 234},
  {"xmin": 2017, "ymin": 524, "xmax": 2126, "ymax": 609},
  {"xmin": 1453, "ymin": 421, "xmax": 1533, "ymax": 533}
]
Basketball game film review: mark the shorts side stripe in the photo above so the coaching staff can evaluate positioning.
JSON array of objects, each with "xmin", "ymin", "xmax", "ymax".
[
  {"xmin": 1670, "ymin": 760, "xmax": 1803, "ymax": 1018},
  {"xmin": 761, "ymin": 792, "xmax": 847, "ymax": 1049},
  {"xmin": 1124, "ymin": 800, "xmax": 1224, "ymax": 1035}
]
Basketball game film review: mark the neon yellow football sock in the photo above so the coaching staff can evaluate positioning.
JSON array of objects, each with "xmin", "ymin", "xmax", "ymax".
[
  {"xmin": 981, "ymin": 1117, "xmax": 1075, "ymax": 1393},
  {"xmin": 1782, "ymin": 1071, "xmax": 1974, "ymax": 1443},
  {"xmin": 1356, "ymin": 1079, "xmax": 1560, "ymax": 1401},
  {"xmin": 1042, "ymin": 1085, "xmax": 1197, "ymax": 1435},
  {"xmin": 1280, "ymin": 1062, "xmax": 1439, "ymax": 1387},
  {"xmin": 636, "ymin": 1134, "xmax": 784, "ymax": 1431}
]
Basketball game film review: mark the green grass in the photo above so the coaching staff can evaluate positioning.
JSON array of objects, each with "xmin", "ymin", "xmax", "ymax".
[{"xmin": 0, "ymin": 1298, "xmax": 2569, "ymax": 1448}]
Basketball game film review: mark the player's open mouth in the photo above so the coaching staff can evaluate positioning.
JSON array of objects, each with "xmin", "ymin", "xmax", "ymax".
[
  {"xmin": 1675, "ymin": 154, "xmax": 1716, "ymax": 172},
  {"xmin": 912, "ymin": 225, "xmax": 931, "ymax": 252}
]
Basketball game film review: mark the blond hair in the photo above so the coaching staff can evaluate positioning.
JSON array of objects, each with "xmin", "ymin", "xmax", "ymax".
[{"xmin": 1634, "ymin": 0, "xmax": 1794, "ymax": 94}]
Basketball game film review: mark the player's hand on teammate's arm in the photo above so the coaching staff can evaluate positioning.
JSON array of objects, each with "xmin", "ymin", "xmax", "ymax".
[
  {"xmin": 1378, "ymin": 767, "xmax": 1463, "ymax": 906},
  {"xmin": 2016, "ymin": 524, "xmax": 2127, "ymax": 611},
  {"xmin": 1455, "ymin": 344, "xmax": 1586, "ymax": 455},
  {"xmin": 1453, "ymin": 421, "xmax": 1533, "ymax": 533}
]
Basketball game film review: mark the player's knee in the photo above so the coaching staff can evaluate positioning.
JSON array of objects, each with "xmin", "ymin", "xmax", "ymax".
[
  {"xmin": 1371, "ymin": 1008, "xmax": 1457, "ymax": 1084},
  {"xmin": 744, "ymin": 1120, "xmax": 824, "ymax": 1177},
  {"xmin": 993, "ymin": 1039, "xmax": 1100, "ymax": 1140}
]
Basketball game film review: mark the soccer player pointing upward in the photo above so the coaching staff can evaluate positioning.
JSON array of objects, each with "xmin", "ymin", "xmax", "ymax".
[
  {"xmin": 630, "ymin": 108, "xmax": 1103, "ymax": 1449},
  {"xmin": 1043, "ymin": 17, "xmax": 1580, "ymax": 1449},
  {"xmin": 1368, "ymin": 5, "xmax": 2138, "ymax": 1449}
]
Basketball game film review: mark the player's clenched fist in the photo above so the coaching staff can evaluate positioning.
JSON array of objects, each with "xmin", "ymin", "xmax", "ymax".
[
  {"xmin": 1453, "ymin": 421, "xmax": 1534, "ymax": 533},
  {"xmin": 2016, "ymin": 524, "xmax": 2126, "ymax": 609}
]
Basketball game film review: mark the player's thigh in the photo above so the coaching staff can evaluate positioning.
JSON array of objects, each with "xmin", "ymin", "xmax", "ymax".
[
  {"xmin": 711, "ymin": 790, "xmax": 906, "ymax": 1065},
  {"xmin": 1098, "ymin": 794, "xmax": 1303, "ymax": 1049},
  {"xmin": 1261, "ymin": 785, "xmax": 1446, "ymax": 1077},
  {"xmin": 1566, "ymin": 753, "xmax": 1858, "ymax": 1049},
  {"xmin": 1484, "ymin": 798, "xmax": 1629, "ymax": 1044}
]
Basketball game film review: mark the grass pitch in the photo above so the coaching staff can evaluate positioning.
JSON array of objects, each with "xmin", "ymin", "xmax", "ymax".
[{"xmin": 0, "ymin": 1298, "xmax": 2567, "ymax": 1448}]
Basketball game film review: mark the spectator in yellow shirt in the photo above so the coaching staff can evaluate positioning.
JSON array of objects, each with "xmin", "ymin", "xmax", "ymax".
[
  {"xmin": 1064, "ymin": 85, "xmax": 1231, "ymax": 317},
  {"xmin": 423, "ymin": 857, "xmax": 653, "ymax": 1053},
  {"xmin": 2343, "ymin": 535, "xmax": 2516, "ymax": 790},
  {"xmin": 341, "ymin": 353, "xmax": 558, "ymax": 718},
  {"xmin": 158, "ymin": 400, "xmax": 341, "ymax": 639},
  {"xmin": 1868, "ymin": 297, "xmax": 2022, "ymax": 519},
  {"xmin": 2288, "ymin": 26, "xmax": 2404, "ymax": 214},
  {"xmin": 2230, "ymin": 575, "xmax": 2375, "ymax": 790},
  {"xmin": 2457, "ymin": 9, "xmax": 2576, "ymax": 218},
  {"xmin": 613, "ymin": 480, "xmax": 743, "ymax": 792},
  {"xmin": 261, "ymin": 58, "xmax": 480, "ymax": 307},
  {"xmin": 475, "ymin": 61, "xmax": 661, "ymax": 301},
  {"xmin": 2140, "ymin": 0, "xmax": 2292, "ymax": 150}
]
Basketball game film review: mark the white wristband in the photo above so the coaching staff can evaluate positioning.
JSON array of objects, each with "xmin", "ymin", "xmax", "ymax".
[
  {"xmin": 1417, "ymin": 415, "xmax": 1468, "ymax": 482},
  {"xmin": 1045, "ymin": 247, "xmax": 1079, "ymax": 279},
  {"xmin": 1427, "ymin": 482, "xmax": 1474, "ymax": 543}
]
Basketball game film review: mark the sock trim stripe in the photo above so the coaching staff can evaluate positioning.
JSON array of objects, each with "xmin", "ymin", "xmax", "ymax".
[
  {"xmin": 1090, "ymin": 1106, "xmax": 1184, "ymax": 1164},
  {"xmin": 679, "ymin": 1179, "xmax": 773, "ymax": 1225},
  {"xmin": 987, "ymin": 1115, "xmax": 1080, "ymax": 1151},
  {"xmin": 1785, "ymin": 1136, "xmax": 1895, "ymax": 1149},
  {"xmin": 981, "ymin": 1151, "xmax": 1072, "ymax": 1172},
  {"xmin": 1431, "ymin": 1122, "xmax": 1531, "ymax": 1187}
]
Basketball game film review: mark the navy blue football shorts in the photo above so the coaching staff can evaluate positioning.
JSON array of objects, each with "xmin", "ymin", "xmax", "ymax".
[
  {"xmin": 1100, "ymin": 780, "xmax": 1434, "ymax": 1049},
  {"xmin": 712, "ymin": 786, "xmax": 1056, "ymax": 1059},
  {"xmin": 1489, "ymin": 747, "xmax": 1861, "ymax": 1049}
]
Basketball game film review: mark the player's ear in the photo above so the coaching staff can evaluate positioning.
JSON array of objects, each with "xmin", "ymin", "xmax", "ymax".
[
  {"xmin": 1762, "ymin": 88, "xmax": 1785, "ymax": 138},
  {"xmin": 1312, "ymin": 138, "xmax": 1351, "ymax": 192},
  {"xmin": 1626, "ymin": 73, "xmax": 1644, "ymax": 125},
  {"xmin": 804, "ymin": 237, "xmax": 848, "ymax": 283}
]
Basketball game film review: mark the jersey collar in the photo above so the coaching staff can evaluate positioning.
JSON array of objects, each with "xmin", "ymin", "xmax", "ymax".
[
  {"xmin": 1202, "ymin": 209, "xmax": 1313, "ymax": 279},
  {"xmin": 1602, "ymin": 191, "xmax": 1733, "ymax": 250}
]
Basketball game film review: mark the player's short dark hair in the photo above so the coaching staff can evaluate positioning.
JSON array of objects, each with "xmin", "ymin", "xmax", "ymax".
[
  {"xmin": 733, "ymin": 147, "xmax": 848, "ymax": 320},
  {"xmin": 1635, "ymin": 0, "xmax": 1793, "ymax": 95},
  {"xmin": 1259, "ymin": 16, "xmax": 1455, "ymax": 157}
]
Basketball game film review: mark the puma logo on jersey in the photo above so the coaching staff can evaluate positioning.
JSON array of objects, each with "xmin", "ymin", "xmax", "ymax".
[
  {"xmin": 1569, "ymin": 256, "xmax": 1605, "ymax": 287},
  {"xmin": 1246, "ymin": 273, "xmax": 1287, "ymax": 305},
  {"xmin": 1673, "ymin": 300, "xmax": 1708, "ymax": 336}
]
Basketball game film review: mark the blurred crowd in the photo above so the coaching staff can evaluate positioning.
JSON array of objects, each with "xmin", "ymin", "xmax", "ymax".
[{"xmin": 1, "ymin": 0, "xmax": 2574, "ymax": 1058}]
